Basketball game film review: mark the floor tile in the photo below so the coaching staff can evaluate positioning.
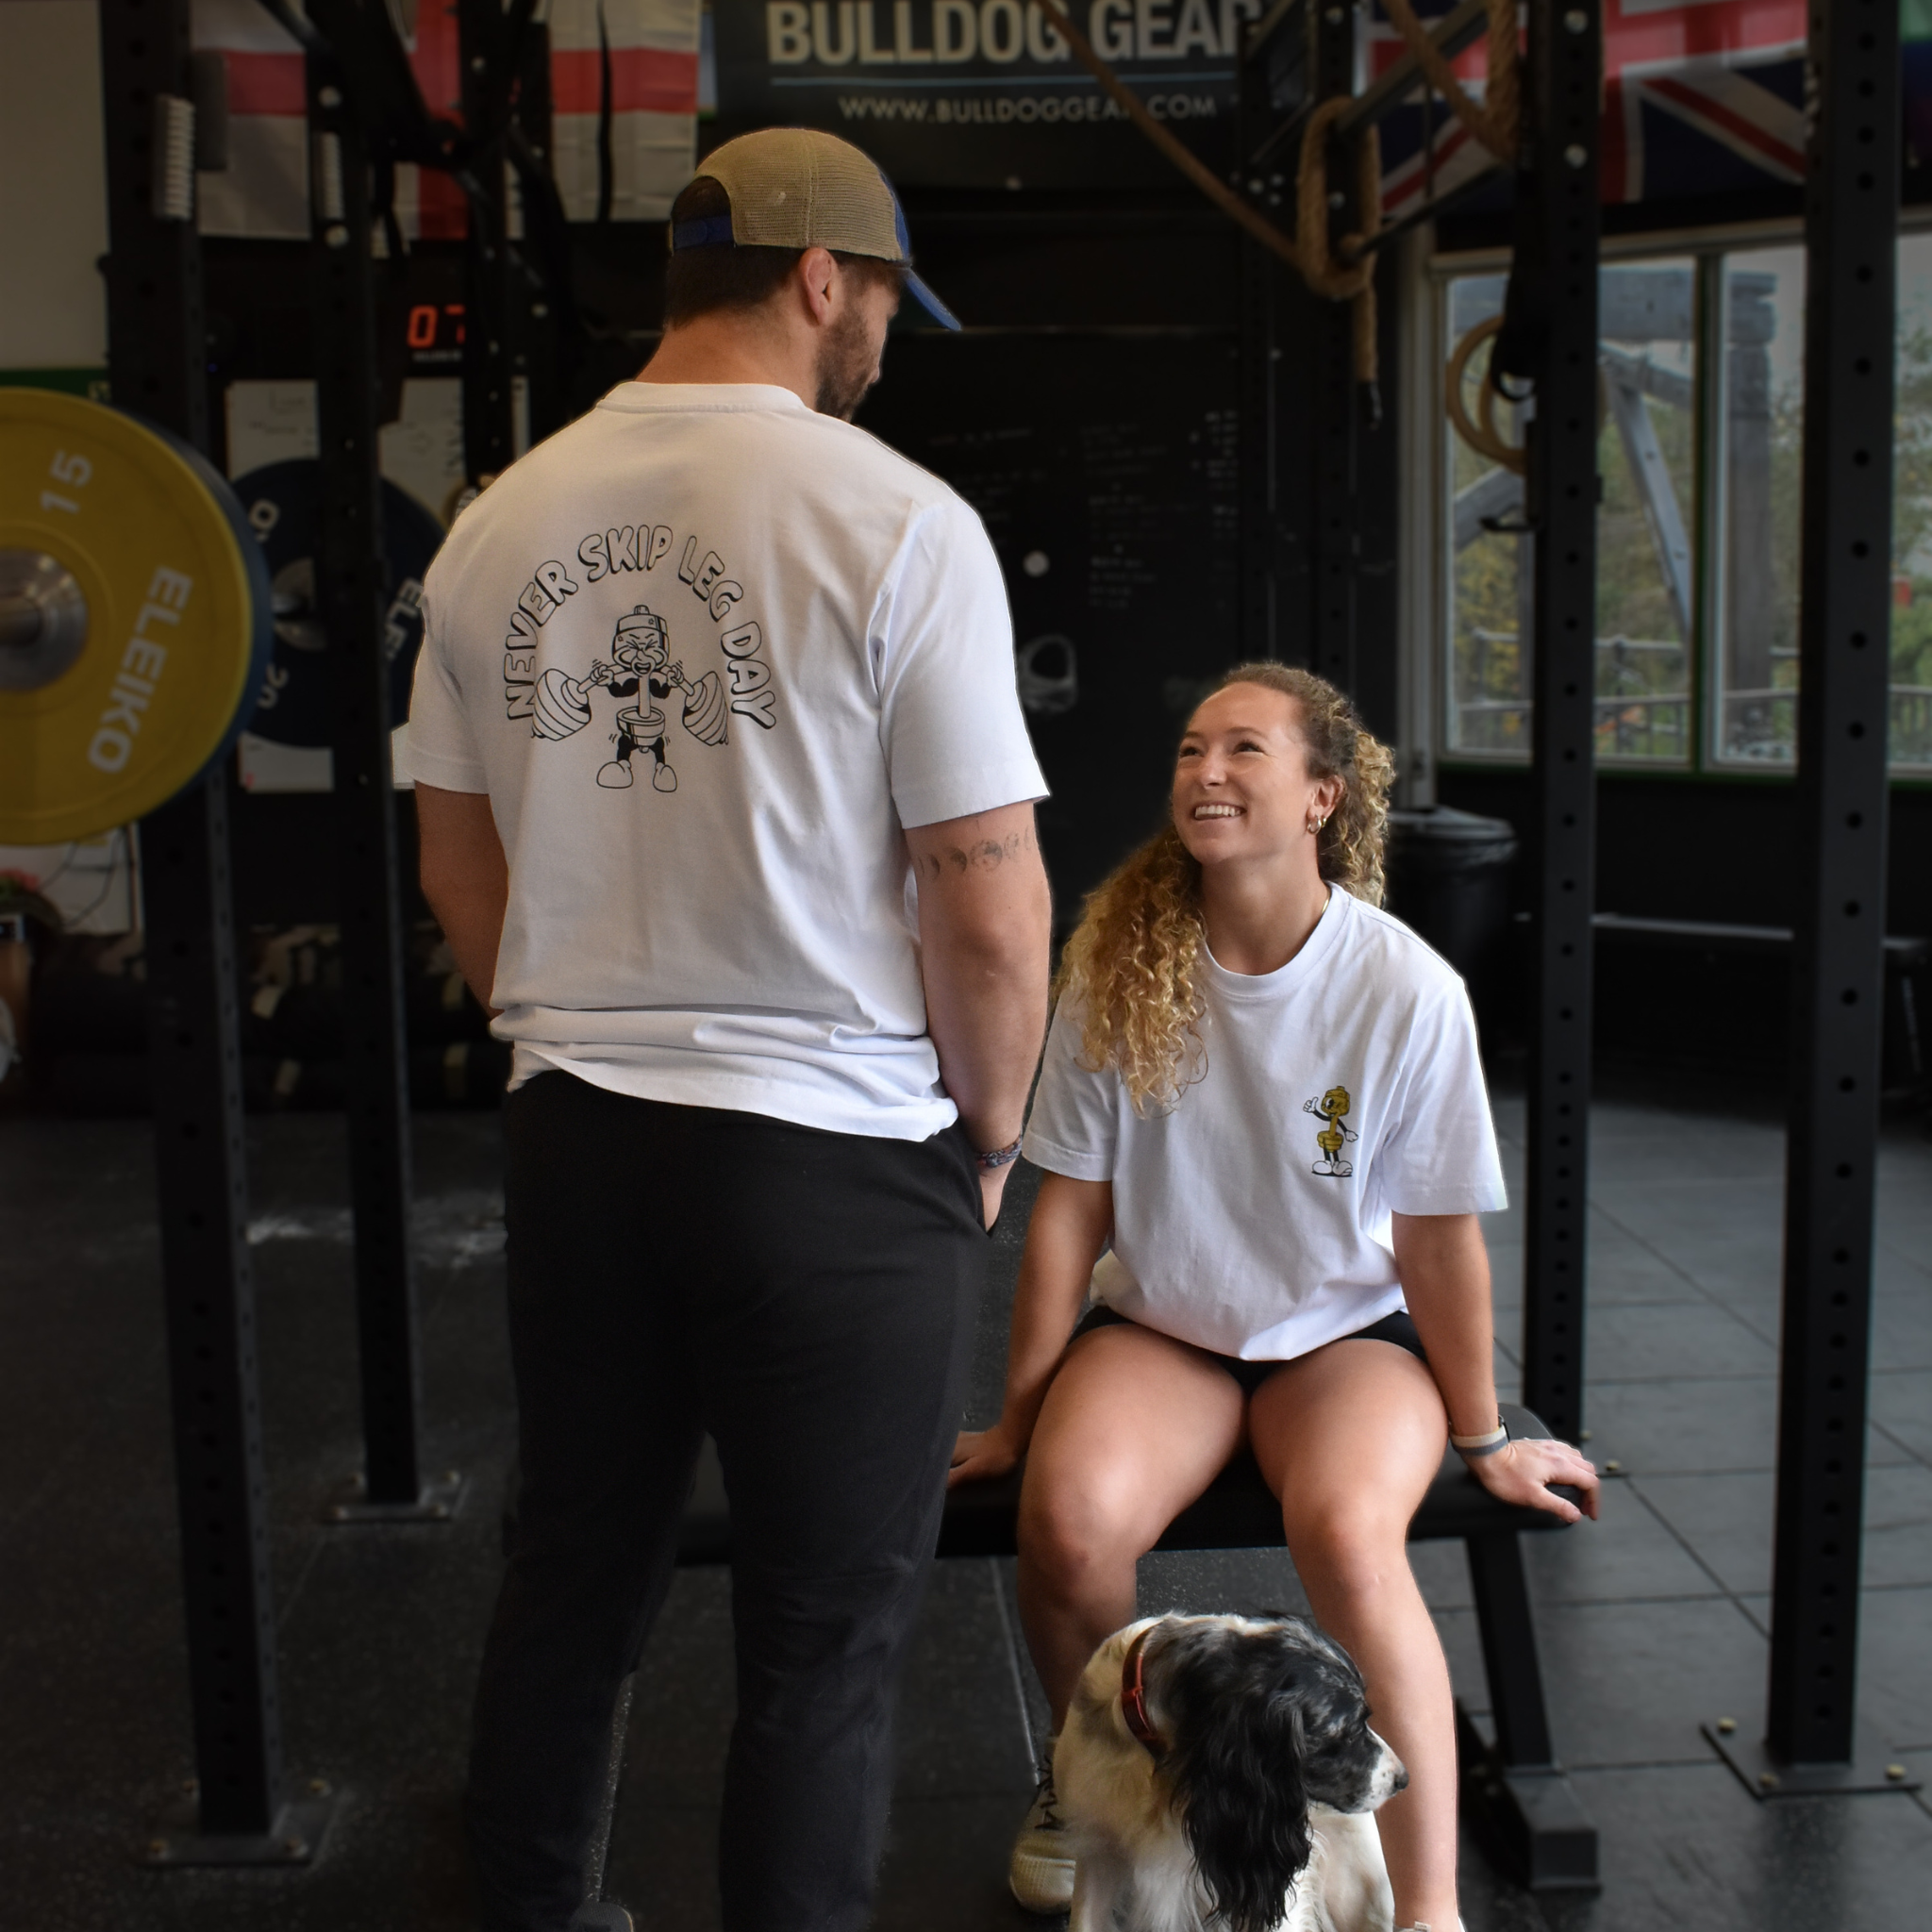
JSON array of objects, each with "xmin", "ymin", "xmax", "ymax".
[
  {"xmin": 1587, "ymin": 1115, "xmax": 1786, "ymax": 1187},
  {"xmin": 1488, "ymin": 1222, "xmax": 1710, "ymax": 1316},
  {"xmin": 1871, "ymin": 1371, "xmax": 1932, "ymax": 1465},
  {"xmin": 1862, "ymin": 1465, "xmax": 1932, "ymax": 1590},
  {"xmin": 1581, "ymin": 1301, "xmax": 1778, "ymax": 1382},
  {"xmin": 1410, "ymin": 1537, "xmax": 1474, "ymax": 1611},
  {"xmin": 892, "ymin": 1561, "xmax": 1040, "ymax": 1802},
  {"xmin": 1872, "ymin": 1253, "xmax": 1932, "ymax": 1373},
  {"xmin": 1731, "ymin": 1588, "xmax": 1932, "ymax": 1753},
  {"xmin": 7, "ymin": 1095, "xmax": 1932, "ymax": 1932},
  {"xmin": 1527, "ymin": 1760, "xmax": 1932, "ymax": 1932},
  {"xmin": 1138, "ymin": 1546, "xmax": 1313, "ymax": 1624},
  {"xmin": 1534, "ymin": 1597, "xmax": 1771, "ymax": 1769},
  {"xmin": 1577, "ymin": 1376, "xmax": 1779, "ymax": 1474},
  {"xmin": 1524, "ymin": 1476, "xmax": 1725, "ymax": 1605},
  {"xmin": 1856, "ymin": 1586, "xmax": 1932, "ymax": 1749},
  {"xmin": 1631, "ymin": 1471, "xmax": 1776, "ymax": 1596},
  {"xmin": 604, "ymin": 1803, "xmax": 721, "ymax": 1932},
  {"xmin": 1591, "ymin": 1178, "xmax": 1787, "ymax": 1287},
  {"xmin": 875, "ymin": 1795, "xmax": 1047, "ymax": 1931}
]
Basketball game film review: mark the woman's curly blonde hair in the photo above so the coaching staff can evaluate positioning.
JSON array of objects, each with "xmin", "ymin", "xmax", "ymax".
[{"xmin": 1056, "ymin": 663, "xmax": 1394, "ymax": 1115}]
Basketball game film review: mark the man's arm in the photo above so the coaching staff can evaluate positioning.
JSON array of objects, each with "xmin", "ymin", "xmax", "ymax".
[
  {"xmin": 949, "ymin": 1171, "xmax": 1110, "ymax": 1482},
  {"xmin": 416, "ymin": 783, "xmax": 508, "ymax": 1018},
  {"xmin": 907, "ymin": 801, "xmax": 1053, "ymax": 1227}
]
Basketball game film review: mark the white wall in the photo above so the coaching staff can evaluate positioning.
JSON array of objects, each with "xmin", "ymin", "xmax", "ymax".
[{"xmin": 0, "ymin": 0, "xmax": 108, "ymax": 369}]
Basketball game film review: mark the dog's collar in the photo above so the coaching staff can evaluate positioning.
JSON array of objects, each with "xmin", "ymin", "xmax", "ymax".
[{"xmin": 1120, "ymin": 1627, "xmax": 1165, "ymax": 1760}]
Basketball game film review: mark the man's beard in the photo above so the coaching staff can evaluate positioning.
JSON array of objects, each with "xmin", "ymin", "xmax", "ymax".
[{"xmin": 814, "ymin": 306, "xmax": 881, "ymax": 421}]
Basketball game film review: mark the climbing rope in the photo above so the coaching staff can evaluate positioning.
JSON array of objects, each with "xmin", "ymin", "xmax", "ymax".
[
  {"xmin": 1295, "ymin": 100, "xmax": 1383, "ymax": 383},
  {"xmin": 1029, "ymin": 0, "xmax": 1305, "ymax": 273},
  {"xmin": 1379, "ymin": 0, "xmax": 1522, "ymax": 164},
  {"xmin": 1029, "ymin": 0, "xmax": 1523, "ymax": 393}
]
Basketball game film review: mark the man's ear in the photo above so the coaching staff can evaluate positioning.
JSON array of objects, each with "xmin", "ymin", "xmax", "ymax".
[{"xmin": 797, "ymin": 245, "xmax": 840, "ymax": 325}]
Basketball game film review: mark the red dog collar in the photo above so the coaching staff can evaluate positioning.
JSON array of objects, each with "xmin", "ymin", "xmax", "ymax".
[{"xmin": 1121, "ymin": 1627, "xmax": 1164, "ymax": 1760}]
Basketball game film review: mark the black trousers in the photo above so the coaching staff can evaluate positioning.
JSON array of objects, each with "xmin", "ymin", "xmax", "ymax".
[{"xmin": 468, "ymin": 1073, "xmax": 985, "ymax": 1932}]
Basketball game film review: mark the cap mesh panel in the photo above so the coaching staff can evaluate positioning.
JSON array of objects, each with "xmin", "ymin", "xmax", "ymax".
[{"xmin": 696, "ymin": 128, "xmax": 908, "ymax": 262}]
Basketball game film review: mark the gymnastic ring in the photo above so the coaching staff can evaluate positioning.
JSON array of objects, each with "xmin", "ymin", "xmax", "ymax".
[{"xmin": 1445, "ymin": 315, "xmax": 1527, "ymax": 476}]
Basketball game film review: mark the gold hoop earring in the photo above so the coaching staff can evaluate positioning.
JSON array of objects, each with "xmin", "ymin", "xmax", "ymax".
[{"xmin": 1307, "ymin": 814, "xmax": 1328, "ymax": 835}]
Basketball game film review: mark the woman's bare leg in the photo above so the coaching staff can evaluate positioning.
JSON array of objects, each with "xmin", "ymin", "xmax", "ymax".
[
  {"xmin": 1248, "ymin": 1341, "xmax": 1456, "ymax": 1932},
  {"xmin": 1017, "ymin": 1324, "xmax": 1246, "ymax": 1728}
]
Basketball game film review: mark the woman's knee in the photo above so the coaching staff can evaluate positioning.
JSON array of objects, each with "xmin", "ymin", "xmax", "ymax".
[
  {"xmin": 1285, "ymin": 1507, "xmax": 1415, "ymax": 1607},
  {"xmin": 1019, "ymin": 1474, "xmax": 1151, "ymax": 1590}
]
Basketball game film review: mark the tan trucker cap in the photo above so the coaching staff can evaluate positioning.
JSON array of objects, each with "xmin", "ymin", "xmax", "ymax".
[{"xmin": 671, "ymin": 128, "xmax": 960, "ymax": 330}]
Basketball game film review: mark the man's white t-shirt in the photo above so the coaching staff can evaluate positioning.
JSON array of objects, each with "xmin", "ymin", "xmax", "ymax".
[
  {"xmin": 407, "ymin": 382, "xmax": 1046, "ymax": 1141},
  {"xmin": 1023, "ymin": 886, "xmax": 1507, "ymax": 1359}
]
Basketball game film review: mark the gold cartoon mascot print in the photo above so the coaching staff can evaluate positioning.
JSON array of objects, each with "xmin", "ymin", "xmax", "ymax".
[{"xmin": 1303, "ymin": 1085, "xmax": 1358, "ymax": 1178}]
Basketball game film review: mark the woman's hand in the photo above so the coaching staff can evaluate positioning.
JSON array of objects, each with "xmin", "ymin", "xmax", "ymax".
[
  {"xmin": 949, "ymin": 1419, "xmax": 1027, "ymax": 1488},
  {"xmin": 1467, "ymin": 1435, "xmax": 1601, "ymax": 1523}
]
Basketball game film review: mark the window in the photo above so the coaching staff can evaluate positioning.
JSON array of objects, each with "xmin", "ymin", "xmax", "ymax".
[
  {"xmin": 1442, "ymin": 261, "xmax": 1698, "ymax": 767},
  {"xmin": 1710, "ymin": 246, "xmax": 1802, "ymax": 765},
  {"xmin": 1893, "ymin": 234, "xmax": 1932, "ymax": 773},
  {"xmin": 1436, "ymin": 229, "xmax": 1932, "ymax": 779}
]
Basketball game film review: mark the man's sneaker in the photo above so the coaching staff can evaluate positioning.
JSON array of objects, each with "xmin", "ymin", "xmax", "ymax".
[{"xmin": 1008, "ymin": 1749, "xmax": 1075, "ymax": 1914}]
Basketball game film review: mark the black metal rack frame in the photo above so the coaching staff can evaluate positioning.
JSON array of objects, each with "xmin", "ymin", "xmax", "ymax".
[{"xmin": 1231, "ymin": 0, "xmax": 1919, "ymax": 1846}]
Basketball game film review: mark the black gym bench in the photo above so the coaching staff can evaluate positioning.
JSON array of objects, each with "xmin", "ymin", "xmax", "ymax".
[{"xmin": 669, "ymin": 1400, "xmax": 1599, "ymax": 1893}]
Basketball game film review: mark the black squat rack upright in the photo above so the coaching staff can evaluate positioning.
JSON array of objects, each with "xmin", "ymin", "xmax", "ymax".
[
  {"xmin": 98, "ymin": 0, "xmax": 573, "ymax": 1863},
  {"xmin": 1226, "ymin": 0, "xmax": 1921, "ymax": 1823}
]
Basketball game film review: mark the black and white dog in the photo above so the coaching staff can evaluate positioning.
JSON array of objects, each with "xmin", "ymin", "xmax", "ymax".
[{"xmin": 1054, "ymin": 1614, "xmax": 1406, "ymax": 1932}]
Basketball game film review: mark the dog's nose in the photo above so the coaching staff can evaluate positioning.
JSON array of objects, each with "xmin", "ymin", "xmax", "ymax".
[{"xmin": 1391, "ymin": 1760, "xmax": 1409, "ymax": 1793}]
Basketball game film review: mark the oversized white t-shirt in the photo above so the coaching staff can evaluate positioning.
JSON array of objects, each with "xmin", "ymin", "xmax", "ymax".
[
  {"xmin": 406, "ymin": 382, "xmax": 1046, "ymax": 1141},
  {"xmin": 1023, "ymin": 886, "xmax": 1507, "ymax": 1359}
]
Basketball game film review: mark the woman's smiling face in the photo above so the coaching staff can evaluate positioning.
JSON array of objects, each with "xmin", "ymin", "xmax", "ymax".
[{"xmin": 1172, "ymin": 682, "xmax": 1342, "ymax": 870}]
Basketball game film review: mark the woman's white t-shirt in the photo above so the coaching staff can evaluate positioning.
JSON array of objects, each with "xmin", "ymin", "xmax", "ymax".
[{"xmin": 1022, "ymin": 886, "xmax": 1507, "ymax": 1361}]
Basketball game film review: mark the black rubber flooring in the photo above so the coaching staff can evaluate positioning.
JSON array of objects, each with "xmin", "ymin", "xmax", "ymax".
[{"xmin": 2, "ymin": 1087, "xmax": 1929, "ymax": 1928}]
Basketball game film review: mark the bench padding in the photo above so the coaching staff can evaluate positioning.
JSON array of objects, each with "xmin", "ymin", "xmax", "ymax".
[{"xmin": 675, "ymin": 1403, "xmax": 1573, "ymax": 1566}]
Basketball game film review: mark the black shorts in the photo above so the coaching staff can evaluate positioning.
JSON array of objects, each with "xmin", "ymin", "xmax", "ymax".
[{"xmin": 1070, "ymin": 1302, "xmax": 1427, "ymax": 1395}]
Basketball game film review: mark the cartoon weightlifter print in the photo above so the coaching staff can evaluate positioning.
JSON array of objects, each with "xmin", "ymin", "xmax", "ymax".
[{"xmin": 529, "ymin": 604, "xmax": 729, "ymax": 792}]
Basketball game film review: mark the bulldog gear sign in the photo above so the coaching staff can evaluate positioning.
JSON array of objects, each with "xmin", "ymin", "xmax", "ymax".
[{"xmin": 715, "ymin": 1, "xmax": 1262, "ymax": 188}]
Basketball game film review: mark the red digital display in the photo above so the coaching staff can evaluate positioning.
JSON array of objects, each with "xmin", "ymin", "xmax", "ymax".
[{"xmin": 405, "ymin": 302, "xmax": 466, "ymax": 361}]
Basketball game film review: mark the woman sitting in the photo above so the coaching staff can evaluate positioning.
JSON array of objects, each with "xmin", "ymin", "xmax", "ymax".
[{"xmin": 951, "ymin": 663, "xmax": 1597, "ymax": 1931}]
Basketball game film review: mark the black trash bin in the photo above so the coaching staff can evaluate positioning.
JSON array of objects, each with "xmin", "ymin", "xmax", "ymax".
[{"xmin": 1383, "ymin": 807, "xmax": 1519, "ymax": 1009}]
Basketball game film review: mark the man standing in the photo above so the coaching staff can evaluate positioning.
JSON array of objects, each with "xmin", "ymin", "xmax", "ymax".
[{"xmin": 409, "ymin": 129, "xmax": 1052, "ymax": 1932}]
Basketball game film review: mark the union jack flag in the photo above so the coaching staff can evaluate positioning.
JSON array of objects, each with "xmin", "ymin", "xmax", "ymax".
[
  {"xmin": 191, "ymin": 0, "xmax": 700, "ymax": 240},
  {"xmin": 1371, "ymin": 0, "xmax": 1890, "ymax": 217}
]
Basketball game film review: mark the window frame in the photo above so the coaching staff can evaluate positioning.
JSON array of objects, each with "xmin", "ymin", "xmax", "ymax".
[{"xmin": 1417, "ymin": 214, "xmax": 1932, "ymax": 790}]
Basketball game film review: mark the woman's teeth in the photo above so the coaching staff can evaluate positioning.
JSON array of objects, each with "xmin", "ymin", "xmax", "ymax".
[{"xmin": 1192, "ymin": 804, "xmax": 1241, "ymax": 819}]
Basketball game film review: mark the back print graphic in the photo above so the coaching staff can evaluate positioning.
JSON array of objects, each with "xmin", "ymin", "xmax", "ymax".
[{"xmin": 502, "ymin": 524, "xmax": 778, "ymax": 796}]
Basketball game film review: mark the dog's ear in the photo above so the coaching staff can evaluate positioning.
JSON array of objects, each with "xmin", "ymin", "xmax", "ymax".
[{"xmin": 1162, "ymin": 1641, "xmax": 1314, "ymax": 1932}]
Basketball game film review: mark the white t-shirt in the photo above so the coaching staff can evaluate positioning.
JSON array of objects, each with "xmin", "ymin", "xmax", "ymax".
[
  {"xmin": 407, "ymin": 382, "xmax": 1046, "ymax": 1141},
  {"xmin": 1022, "ymin": 886, "xmax": 1507, "ymax": 1359}
]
